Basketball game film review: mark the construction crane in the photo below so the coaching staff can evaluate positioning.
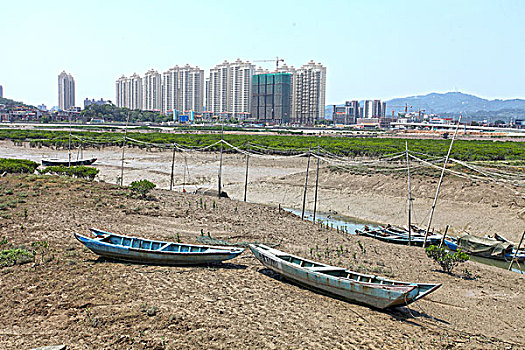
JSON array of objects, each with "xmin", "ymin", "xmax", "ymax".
[
  {"xmin": 253, "ymin": 57, "xmax": 285, "ymax": 72},
  {"xmin": 390, "ymin": 103, "xmax": 413, "ymax": 117}
]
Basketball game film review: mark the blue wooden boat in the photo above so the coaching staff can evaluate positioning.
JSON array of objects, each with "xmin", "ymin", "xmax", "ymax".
[
  {"xmin": 75, "ymin": 228, "xmax": 244, "ymax": 265},
  {"xmin": 355, "ymin": 227, "xmax": 442, "ymax": 247},
  {"xmin": 444, "ymin": 235, "xmax": 525, "ymax": 262},
  {"xmin": 250, "ymin": 244, "xmax": 441, "ymax": 309}
]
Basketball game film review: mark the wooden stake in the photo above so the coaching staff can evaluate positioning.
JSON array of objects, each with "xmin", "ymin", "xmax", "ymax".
[
  {"xmin": 169, "ymin": 145, "xmax": 176, "ymax": 191},
  {"xmin": 405, "ymin": 140, "xmax": 412, "ymax": 246},
  {"xmin": 301, "ymin": 142, "xmax": 312, "ymax": 220},
  {"xmin": 508, "ymin": 230, "xmax": 525, "ymax": 271},
  {"xmin": 439, "ymin": 225, "xmax": 450, "ymax": 248},
  {"xmin": 423, "ymin": 115, "xmax": 462, "ymax": 247},
  {"xmin": 313, "ymin": 145, "xmax": 320, "ymax": 223},
  {"xmin": 120, "ymin": 112, "xmax": 131, "ymax": 187},
  {"xmin": 244, "ymin": 142, "xmax": 250, "ymax": 202}
]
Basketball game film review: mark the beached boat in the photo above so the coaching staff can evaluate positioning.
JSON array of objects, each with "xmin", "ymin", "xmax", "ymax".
[
  {"xmin": 443, "ymin": 234, "xmax": 525, "ymax": 262},
  {"xmin": 75, "ymin": 228, "xmax": 244, "ymax": 265},
  {"xmin": 355, "ymin": 227, "xmax": 442, "ymax": 247},
  {"xmin": 42, "ymin": 157, "xmax": 97, "ymax": 166},
  {"xmin": 249, "ymin": 244, "xmax": 441, "ymax": 309}
]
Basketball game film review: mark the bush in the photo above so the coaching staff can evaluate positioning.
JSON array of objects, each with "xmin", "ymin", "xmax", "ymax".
[
  {"xmin": 0, "ymin": 248, "xmax": 33, "ymax": 267},
  {"xmin": 0, "ymin": 158, "xmax": 39, "ymax": 174},
  {"xmin": 425, "ymin": 245, "xmax": 470, "ymax": 274},
  {"xmin": 129, "ymin": 179, "xmax": 156, "ymax": 198},
  {"xmin": 39, "ymin": 166, "xmax": 99, "ymax": 180}
]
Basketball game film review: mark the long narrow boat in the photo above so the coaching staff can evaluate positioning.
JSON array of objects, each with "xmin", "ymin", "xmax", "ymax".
[
  {"xmin": 42, "ymin": 157, "xmax": 97, "ymax": 166},
  {"xmin": 355, "ymin": 227, "xmax": 442, "ymax": 247},
  {"xmin": 250, "ymin": 244, "xmax": 441, "ymax": 309},
  {"xmin": 75, "ymin": 228, "xmax": 244, "ymax": 265}
]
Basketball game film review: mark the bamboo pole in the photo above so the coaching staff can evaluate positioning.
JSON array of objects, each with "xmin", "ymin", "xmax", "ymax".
[
  {"xmin": 301, "ymin": 142, "xmax": 312, "ymax": 220},
  {"xmin": 120, "ymin": 112, "xmax": 130, "ymax": 187},
  {"xmin": 405, "ymin": 140, "xmax": 412, "ymax": 246},
  {"xmin": 439, "ymin": 225, "xmax": 450, "ymax": 248},
  {"xmin": 423, "ymin": 116, "xmax": 462, "ymax": 248},
  {"xmin": 169, "ymin": 145, "xmax": 176, "ymax": 191},
  {"xmin": 217, "ymin": 125, "xmax": 224, "ymax": 197},
  {"xmin": 313, "ymin": 145, "xmax": 320, "ymax": 223},
  {"xmin": 508, "ymin": 230, "xmax": 525, "ymax": 271},
  {"xmin": 244, "ymin": 142, "xmax": 250, "ymax": 202}
]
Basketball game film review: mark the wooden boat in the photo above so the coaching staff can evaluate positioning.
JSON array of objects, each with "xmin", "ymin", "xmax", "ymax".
[
  {"xmin": 355, "ymin": 227, "xmax": 442, "ymax": 247},
  {"xmin": 444, "ymin": 235, "xmax": 525, "ymax": 262},
  {"xmin": 75, "ymin": 228, "xmax": 244, "ymax": 265},
  {"xmin": 42, "ymin": 157, "xmax": 97, "ymax": 166},
  {"xmin": 250, "ymin": 244, "xmax": 441, "ymax": 309}
]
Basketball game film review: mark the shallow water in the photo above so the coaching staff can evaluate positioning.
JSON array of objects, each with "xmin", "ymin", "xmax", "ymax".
[{"xmin": 285, "ymin": 208, "xmax": 524, "ymax": 274}]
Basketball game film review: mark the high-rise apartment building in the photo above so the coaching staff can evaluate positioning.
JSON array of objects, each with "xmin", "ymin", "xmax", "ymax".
[
  {"xmin": 142, "ymin": 69, "xmax": 162, "ymax": 111},
  {"xmin": 115, "ymin": 73, "xmax": 143, "ymax": 110},
  {"xmin": 279, "ymin": 61, "xmax": 326, "ymax": 125},
  {"xmin": 251, "ymin": 73, "xmax": 292, "ymax": 124},
  {"xmin": 58, "ymin": 71, "xmax": 75, "ymax": 110},
  {"xmin": 163, "ymin": 65, "xmax": 204, "ymax": 114},
  {"xmin": 206, "ymin": 61, "xmax": 230, "ymax": 115},
  {"xmin": 206, "ymin": 59, "xmax": 255, "ymax": 118},
  {"xmin": 229, "ymin": 59, "xmax": 255, "ymax": 117},
  {"xmin": 0, "ymin": 85, "xmax": 3, "ymax": 98}
]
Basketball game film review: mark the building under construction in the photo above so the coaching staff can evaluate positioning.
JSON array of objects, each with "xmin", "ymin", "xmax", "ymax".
[{"xmin": 251, "ymin": 73, "xmax": 292, "ymax": 124}]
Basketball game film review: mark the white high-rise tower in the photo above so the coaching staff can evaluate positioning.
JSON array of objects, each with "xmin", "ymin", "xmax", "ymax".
[{"xmin": 58, "ymin": 71, "xmax": 75, "ymax": 110}]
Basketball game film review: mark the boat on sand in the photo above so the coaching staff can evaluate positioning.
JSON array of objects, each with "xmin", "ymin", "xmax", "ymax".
[
  {"xmin": 75, "ymin": 228, "xmax": 244, "ymax": 265},
  {"xmin": 250, "ymin": 244, "xmax": 441, "ymax": 309}
]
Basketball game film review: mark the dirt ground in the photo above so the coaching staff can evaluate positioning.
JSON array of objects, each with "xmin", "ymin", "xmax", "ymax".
[
  {"xmin": 2, "ymin": 140, "xmax": 524, "ymax": 241},
  {"xmin": 0, "ymin": 173, "xmax": 524, "ymax": 349}
]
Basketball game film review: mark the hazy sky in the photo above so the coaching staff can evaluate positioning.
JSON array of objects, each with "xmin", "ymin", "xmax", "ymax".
[{"xmin": 1, "ymin": 0, "xmax": 524, "ymax": 107}]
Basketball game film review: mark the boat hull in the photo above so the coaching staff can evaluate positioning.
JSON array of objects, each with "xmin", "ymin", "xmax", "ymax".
[
  {"xmin": 75, "ymin": 231, "xmax": 243, "ymax": 265},
  {"xmin": 357, "ymin": 229, "xmax": 442, "ymax": 247},
  {"xmin": 250, "ymin": 244, "xmax": 440, "ymax": 309},
  {"xmin": 42, "ymin": 158, "xmax": 97, "ymax": 166}
]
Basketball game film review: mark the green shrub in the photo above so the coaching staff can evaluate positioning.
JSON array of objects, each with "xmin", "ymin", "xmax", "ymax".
[
  {"xmin": 0, "ymin": 158, "xmax": 39, "ymax": 174},
  {"xmin": 129, "ymin": 179, "xmax": 156, "ymax": 198},
  {"xmin": 425, "ymin": 245, "xmax": 470, "ymax": 274},
  {"xmin": 39, "ymin": 166, "xmax": 99, "ymax": 180}
]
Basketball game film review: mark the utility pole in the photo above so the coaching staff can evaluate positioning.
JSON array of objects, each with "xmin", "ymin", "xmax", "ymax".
[
  {"xmin": 405, "ymin": 140, "xmax": 412, "ymax": 246},
  {"xmin": 313, "ymin": 145, "xmax": 321, "ymax": 223},
  {"xmin": 120, "ymin": 112, "xmax": 130, "ymax": 187},
  {"xmin": 217, "ymin": 124, "xmax": 224, "ymax": 197},
  {"xmin": 301, "ymin": 142, "xmax": 312, "ymax": 220},
  {"xmin": 169, "ymin": 145, "xmax": 176, "ymax": 191},
  {"xmin": 244, "ymin": 142, "xmax": 250, "ymax": 202},
  {"xmin": 68, "ymin": 114, "xmax": 72, "ymax": 167}
]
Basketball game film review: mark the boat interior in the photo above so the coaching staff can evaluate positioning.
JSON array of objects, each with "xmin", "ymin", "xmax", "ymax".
[
  {"xmin": 97, "ymin": 234, "xmax": 211, "ymax": 253},
  {"xmin": 275, "ymin": 254, "xmax": 401, "ymax": 285}
]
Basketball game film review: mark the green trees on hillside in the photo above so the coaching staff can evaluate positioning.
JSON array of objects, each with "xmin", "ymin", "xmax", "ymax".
[{"xmin": 81, "ymin": 104, "xmax": 171, "ymax": 124}]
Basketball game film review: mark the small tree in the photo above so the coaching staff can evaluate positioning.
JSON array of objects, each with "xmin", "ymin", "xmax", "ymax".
[
  {"xmin": 129, "ymin": 179, "xmax": 156, "ymax": 199},
  {"xmin": 425, "ymin": 245, "xmax": 470, "ymax": 274}
]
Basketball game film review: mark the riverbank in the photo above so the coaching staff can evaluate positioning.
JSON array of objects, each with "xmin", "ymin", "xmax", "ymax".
[
  {"xmin": 2, "ymin": 140, "xmax": 524, "ymax": 242},
  {"xmin": 0, "ymin": 174, "xmax": 524, "ymax": 349}
]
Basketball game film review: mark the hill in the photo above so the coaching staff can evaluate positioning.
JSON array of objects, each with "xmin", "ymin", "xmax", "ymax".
[{"xmin": 386, "ymin": 92, "xmax": 525, "ymax": 122}]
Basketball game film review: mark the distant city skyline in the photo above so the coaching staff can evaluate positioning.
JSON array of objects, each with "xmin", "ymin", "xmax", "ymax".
[{"xmin": 1, "ymin": 0, "xmax": 524, "ymax": 107}]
